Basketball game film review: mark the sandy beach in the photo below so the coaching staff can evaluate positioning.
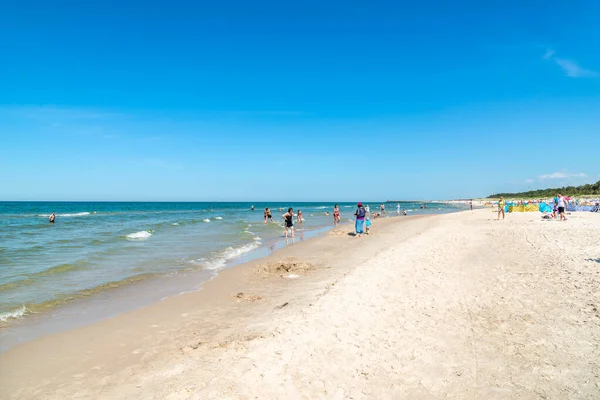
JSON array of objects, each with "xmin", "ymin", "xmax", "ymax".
[{"xmin": 2, "ymin": 209, "xmax": 599, "ymax": 399}]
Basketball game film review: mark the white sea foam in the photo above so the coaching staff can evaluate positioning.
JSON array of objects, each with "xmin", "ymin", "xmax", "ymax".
[
  {"xmin": 202, "ymin": 218, "xmax": 211, "ymax": 223},
  {"xmin": 126, "ymin": 230, "xmax": 153, "ymax": 240},
  {"xmin": 38, "ymin": 212, "xmax": 91, "ymax": 217},
  {"xmin": 214, "ymin": 216, "xmax": 223, "ymax": 220},
  {"xmin": 0, "ymin": 305, "xmax": 27, "ymax": 322},
  {"xmin": 315, "ymin": 206, "xmax": 327, "ymax": 209},
  {"xmin": 196, "ymin": 241, "xmax": 261, "ymax": 271},
  {"xmin": 172, "ymin": 223, "xmax": 179, "ymax": 226}
]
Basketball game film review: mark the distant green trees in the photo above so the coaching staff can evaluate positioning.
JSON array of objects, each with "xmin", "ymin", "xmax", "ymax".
[{"xmin": 488, "ymin": 181, "xmax": 600, "ymax": 198}]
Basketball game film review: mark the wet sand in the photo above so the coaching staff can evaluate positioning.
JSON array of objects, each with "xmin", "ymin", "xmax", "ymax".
[{"xmin": 1, "ymin": 210, "xmax": 599, "ymax": 399}]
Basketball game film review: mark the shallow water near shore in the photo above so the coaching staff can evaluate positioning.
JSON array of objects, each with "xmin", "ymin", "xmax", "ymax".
[{"xmin": 0, "ymin": 201, "xmax": 465, "ymax": 351}]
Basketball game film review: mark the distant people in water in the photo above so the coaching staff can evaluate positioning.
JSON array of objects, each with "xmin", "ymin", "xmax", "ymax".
[
  {"xmin": 49, "ymin": 212, "xmax": 56, "ymax": 223},
  {"xmin": 325, "ymin": 211, "xmax": 330, "ymax": 216},
  {"xmin": 282, "ymin": 207, "xmax": 295, "ymax": 238},
  {"xmin": 251, "ymin": 205, "xmax": 254, "ymax": 211},
  {"xmin": 333, "ymin": 204, "xmax": 341, "ymax": 226},
  {"xmin": 264, "ymin": 207, "xmax": 273, "ymax": 223},
  {"xmin": 297, "ymin": 210, "xmax": 304, "ymax": 224},
  {"xmin": 396, "ymin": 203, "xmax": 401, "ymax": 215},
  {"xmin": 420, "ymin": 204, "xmax": 424, "ymax": 209},
  {"xmin": 380, "ymin": 203, "xmax": 386, "ymax": 215},
  {"xmin": 365, "ymin": 204, "xmax": 371, "ymax": 214},
  {"xmin": 403, "ymin": 210, "xmax": 407, "ymax": 216}
]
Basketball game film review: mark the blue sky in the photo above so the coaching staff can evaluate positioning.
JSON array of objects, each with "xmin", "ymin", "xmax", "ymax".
[{"xmin": 1, "ymin": 0, "xmax": 599, "ymax": 201}]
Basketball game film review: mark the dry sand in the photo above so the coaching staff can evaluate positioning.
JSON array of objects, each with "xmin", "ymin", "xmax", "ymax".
[{"xmin": 1, "ymin": 210, "xmax": 599, "ymax": 399}]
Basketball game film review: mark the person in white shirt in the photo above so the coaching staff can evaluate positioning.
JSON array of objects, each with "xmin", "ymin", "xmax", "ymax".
[{"xmin": 556, "ymin": 193, "xmax": 569, "ymax": 221}]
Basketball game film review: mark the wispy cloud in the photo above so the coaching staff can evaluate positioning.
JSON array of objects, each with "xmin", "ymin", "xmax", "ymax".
[
  {"xmin": 524, "ymin": 179, "xmax": 534, "ymax": 184},
  {"xmin": 542, "ymin": 49, "xmax": 555, "ymax": 60},
  {"xmin": 538, "ymin": 172, "xmax": 587, "ymax": 179},
  {"xmin": 543, "ymin": 49, "xmax": 598, "ymax": 78}
]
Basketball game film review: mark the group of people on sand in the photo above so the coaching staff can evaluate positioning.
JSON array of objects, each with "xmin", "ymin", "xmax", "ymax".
[{"xmin": 496, "ymin": 193, "xmax": 571, "ymax": 222}]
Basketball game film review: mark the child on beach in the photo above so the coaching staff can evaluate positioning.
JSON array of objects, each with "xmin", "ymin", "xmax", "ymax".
[
  {"xmin": 365, "ymin": 217, "xmax": 371, "ymax": 234},
  {"xmin": 297, "ymin": 210, "xmax": 304, "ymax": 224},
  {"xmin": 282, "ymin": 208, "xmax": 295, "ymax": 238},
  {"xmin": 497, "ymin": 197, "xmax": 505, "ymax": 220}
]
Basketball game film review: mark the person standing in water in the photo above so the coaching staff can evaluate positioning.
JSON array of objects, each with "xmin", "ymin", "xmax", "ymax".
[
  {"xmin": 297, "ymin": 210, "xmax": 304, "ymax": 224},
  {"xmin": 282, "ymin": 207, "xmax": 295, "ymax": 238},
  {"xmin": 333, "ymin": 204, "xmax": 341, "ymax": 226},
  {"xmin": 49, "ymin": 212, "xmax": 56, "ymax": 223},
  {"xmin": 497, "ymin": 197, "xmax": 505, "ymax": 220},
  {"xmin": 264, "ymin": 207, "xmax": 273, "ymax": 223},
  {"xmin": 380, "ymin": 203, "xmax": 386, "ymax": 215},
  {"xmin": 251, "ymin": 205, "xmax": 254, "ymax": 211},
  {"xmin": 354, "ymin": 202, "xmax": 366, "ymax": 237},
  {"xmin": 396, "ymin": 203, "xmax": 401, "ymax": 215}
]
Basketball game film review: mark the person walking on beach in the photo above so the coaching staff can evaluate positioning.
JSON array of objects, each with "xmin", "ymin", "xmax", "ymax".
[
  {"xmin": 497, "ymin": 197, "xmax": 505, "ymax": 220},
  {"xmin": 333, "ymin": 204, "xmax": 341, "ymax": 226},
  {"xmin": 470, "ymin": 201, "xmax": 473, "ymax": 211},
  {"xmin": 264, "ymin": 207, "xmax": 273, "ymax": 223},
  {"xmin": 354, "ymin": 203, "xmax": 366, "ymax": 237},
  {"xmin": 282, "ymin": 208, "xmax": 295, "ymax": 238},
  {"xmin": 557, "ymin": 193, "xmax": 569, "ymax": 221},
  {"xmin": 49, "ymin": 212, "xmax": 56, "ymax": 223}
]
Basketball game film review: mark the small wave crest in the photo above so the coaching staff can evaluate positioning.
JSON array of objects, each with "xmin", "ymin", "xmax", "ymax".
[
  {"xmin": 125, "ymin": 230, "xmax": 153, "ymax": 240},
  {"xmin": 214, "ymin": 216, "xmax": 223, "ymax": 220},
  {"xmin": 0, "ymin": 305, "xmax": 27, "ymax": 323},
  {"xmin": 202, "ymin": 218, "xmax": 211, "ymax": 223},
  {"xmin": 38, "ymin": 212, "xmax": 91, "ymax": 217},
  {"xmin": 193, "ymin": 241, "xmax": 261, "ymax": 271}
]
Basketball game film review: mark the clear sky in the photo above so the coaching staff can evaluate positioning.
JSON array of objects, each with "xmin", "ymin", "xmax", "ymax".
[{"xmin": 1, "ymin": 0, "xmax": 599, "ymax": 201}]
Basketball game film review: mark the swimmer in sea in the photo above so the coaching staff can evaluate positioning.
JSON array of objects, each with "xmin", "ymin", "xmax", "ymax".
[
  {"xmin": 264, "ymin": 207, "xmax": 273, "ymax": 223},
  {"xmin": 297, "ymin": 210, "xmax": 304, "ymax": 224},
  {"xmin": 49, "ymin": 212, "xmax": 56, "ymax": 223},
  {"xmin": 282, "ymin": 207, "xmax": 295, "ymax": 238},
  {"xmin": 251, "ymin": 205, "xmax": 254, "ymax": 211}
]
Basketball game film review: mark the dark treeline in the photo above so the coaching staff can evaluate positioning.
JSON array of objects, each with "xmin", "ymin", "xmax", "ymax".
[{"xmin": 489, "ymin": 181, "xmax": 600, "ymax": 198}]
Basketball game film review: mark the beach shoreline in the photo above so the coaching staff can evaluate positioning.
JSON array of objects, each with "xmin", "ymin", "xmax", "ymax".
[
  {"xmin": 1, "ymin": 202, "xmax": 463, "ymax": 353},
  {"xmin": 2, "ymin": 209, "xmax": 598, "ymax": 399}
]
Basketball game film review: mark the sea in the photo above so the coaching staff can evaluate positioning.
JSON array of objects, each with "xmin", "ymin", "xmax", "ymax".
[{"xmin": 0, "ymin": 201, "xmax": 465, "ymax": 350}]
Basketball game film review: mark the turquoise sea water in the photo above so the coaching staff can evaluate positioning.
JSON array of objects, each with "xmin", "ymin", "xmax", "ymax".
[{"xmin": 0, "ymin": 201, "xmax": 465, "ymax": 330}]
